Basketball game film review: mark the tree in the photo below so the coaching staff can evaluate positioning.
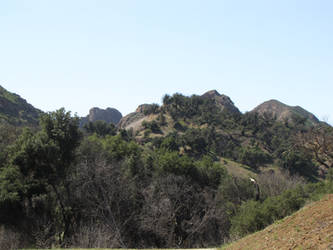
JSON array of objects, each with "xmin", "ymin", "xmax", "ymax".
[
  {"xmin": 297, "ymin": 125, "xmax": 333, "ymax": 169},
  {"xmin": 38, "ymin": 108, "xmax": 82, "ymax": 184},
  {"xmin": 239, "ymin": 145, "xmax": 271, "ymax": 169},
  {"xmin": 83, "ymin": 120, "xmax": 117, "ymax": 137},
  {"xmin": 3, "ymin": 108, "xmax": 82, "ymax": 244}
]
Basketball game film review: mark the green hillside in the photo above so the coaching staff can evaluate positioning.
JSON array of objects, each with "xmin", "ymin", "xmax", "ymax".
[
  {"xmin": 0, "ymin": 85, "xmax": 42, "ymax": 126},
  {"xmin": 0, "ymin": 90, "xmax": 332, "ymax": 249},
  {"xmin": 222, "ymin": 194, "xmax": 333, "ymax": 250}
]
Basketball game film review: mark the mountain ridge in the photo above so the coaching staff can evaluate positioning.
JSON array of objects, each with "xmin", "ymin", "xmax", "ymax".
[
  {"xmin": 0, "ymin": 86, "xmax": 325, "ymax": 129},
  {"xmin": 0, "ymin": 85, "xmax": 42, "ymax": 126}
]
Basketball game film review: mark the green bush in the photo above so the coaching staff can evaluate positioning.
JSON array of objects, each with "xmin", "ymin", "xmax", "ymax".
[
  {"xmin": 239, "ymin": 145, "xmax": 272, "ymax": 169},
  {"xmin": 230, "ymin": 180, "xmax": 333, "ymax": 238},
  {"xmin": 142, "ymin": 120, "xmax": 162, "ymax": 134}
]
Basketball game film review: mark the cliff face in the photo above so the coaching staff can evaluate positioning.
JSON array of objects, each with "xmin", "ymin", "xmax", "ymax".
[
  {"xmin": 251, "ymin": 99, "xmax": 319, "ymax": 126},
  {"xmin": 81, "ymin": 107, "xmax": 122, "ymax": 127}
]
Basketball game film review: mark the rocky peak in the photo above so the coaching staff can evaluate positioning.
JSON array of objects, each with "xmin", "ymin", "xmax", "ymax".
[
  {"xmin": 201, "ymin": 90, "xmax": 221, "ymax": 98},
  {"xmin": 81, "ymin": 107, "xmax": 122, "ymax": 127},
  {"xmin": 136, "ymin": 104, "xmax": 151, "ymax": 113},
  {"xmin": 201, "ymin": 90, "xmax": 240, "ymax": 114},
  {"xmin": 251, "ymin": 99, "xmax": 319, "ymax": 126}
]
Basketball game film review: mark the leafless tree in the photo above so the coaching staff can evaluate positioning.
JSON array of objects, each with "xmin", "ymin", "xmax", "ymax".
[
  {"xmin": 72, "ymin": 153, "xmax": 138, "ymax": 248},
  {"xmin": 256, "ymin": 170, "xmax": 305, "ymax": 198},
  {"xmin": 138, "ymin": 174, "xmax": 229, "ymax": 248},
  {"xmin": 297, "ymin": 125, "xmax": 333, "ymax": 171}
]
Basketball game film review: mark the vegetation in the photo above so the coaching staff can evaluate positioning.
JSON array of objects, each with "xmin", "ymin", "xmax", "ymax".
[
  {"xmin": 222, "ymin": 194, "xmax": 333, "ymax": 250},
  {"xmin": 0, "ymin": 85, "xmax": 42, "ymax": 126},
  {"xmin": 0, "ymin": 90, "xmax": 332, "ymax": 249}
]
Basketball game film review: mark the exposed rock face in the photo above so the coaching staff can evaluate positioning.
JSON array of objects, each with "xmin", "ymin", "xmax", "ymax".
[
  {"xmin": 201, "ymin": 90, "xmax": 240, "ymax": 114},
  {"xmin": 118, "ymin": 104, "xmax": 160, "ymax": 130},
  {"xmin": 251, "ymin": 99, "xmax": 319, "ymax": 126},
  {"xmin": 0, "ymin": 85, "xmax": 42, "ymax": 125},
  {"xmin": 81, "ymin": 107, "xmax": 122, "ymax": 127},
  {"xmin": 118, "ymin": 112, "xmax": 146, "ymax": 130},
  {"xmin": 136, "ymin": 104, "xmax": 151, "ymax": 113},
  {"xmin": 88, "ymin": 107, "xmax": 122, "ymax": 124}
]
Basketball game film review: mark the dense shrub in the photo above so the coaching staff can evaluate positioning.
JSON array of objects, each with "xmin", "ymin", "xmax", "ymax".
[
  {"xmin": 142, "ymin": 120, "xmax": 162, "ymax": 134},
  {"xmin": 230, "ymin": 180, "xmax": 333, "ymax": 238},
  {"xmin": 239, "ymin": 145, "xmax": 272, "ymax": 169}
]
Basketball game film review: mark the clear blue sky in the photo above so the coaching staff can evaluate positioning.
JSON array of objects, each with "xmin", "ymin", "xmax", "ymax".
[{"xmin": 1, "ymin": 0, "xmax": 332, "ymax": 123}]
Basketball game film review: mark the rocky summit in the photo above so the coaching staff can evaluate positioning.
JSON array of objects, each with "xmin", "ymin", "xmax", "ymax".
[
  {"xmin": 251, "ymin": 99, "xmax": 319, "ymax": 126},
  {"xmin": 80, "ymin": 107, "xmax": 122, "ymax": 126},
  {"xmin": 201, "ymin": 90, "xmax": 240, "ymax": 114}
]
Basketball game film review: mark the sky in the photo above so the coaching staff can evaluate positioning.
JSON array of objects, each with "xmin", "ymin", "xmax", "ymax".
[{"xmin": 0, "ymin": 0, "xmax": 332, "ymax": 123}]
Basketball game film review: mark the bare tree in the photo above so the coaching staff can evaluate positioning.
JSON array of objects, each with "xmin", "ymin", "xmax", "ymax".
[
  {"xmin": 256, "ymin": 170, "xmax": 305, "ymax": 199},
  {"xmin": 72, "ymin": 153, "xmax": 138, "ymax": 248},
  {"xmin": 297, "ymin": 125, "xmax": 333, "ymax": 170},
  {"xmin": 139, "ymin": 174, "xmax": 229, "ymax": 248}
]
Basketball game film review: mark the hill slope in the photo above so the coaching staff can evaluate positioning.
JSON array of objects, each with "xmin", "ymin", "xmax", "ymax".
[
  {"xmin": 0, "ymin": 85, "xmax": 42, "ymax": 126},
  {"xmin": 223, "ymin": 194, "xmax": 333, "ymax": 250},
  {"xmin": 251, "ymin": 99, "xmax": 319, "ymax": 126}
]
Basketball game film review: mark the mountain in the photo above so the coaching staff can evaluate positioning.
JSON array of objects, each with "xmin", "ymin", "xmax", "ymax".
[
  {"xmin": 80, "ymin": 107, "xmax": 122, "ymax": 127},
  {"xmin": 118, "ymin": 90, "xmax": 240, "ymax": 131},
  {"xmin": 201, "ymin": 90, "xmax": 240, "ymax": 114},
  {"xmin": 0, "ymin": 85, "xmax": 42, "ymax": 126},
  {"xmin": 223, "ymin": 194, "xmax": 333, "ymax": 250},
  {"xmin": 251, "ymin": 99, "xmax": 320, "ymax": 126}
]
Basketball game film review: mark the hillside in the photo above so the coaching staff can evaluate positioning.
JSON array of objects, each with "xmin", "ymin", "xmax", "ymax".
[
  {"xmin": 119, "ymin": 90, "xmax": 241, "ymax": 131},
  {"xmin": 115, "ymin": 90, "xmax": 329, "ymax": 179},
  {"xmin": 0, "ymin": 85, "xmax": 42, "ymax": 126},
  {"xmin": 0, "ymin": 89, "xmax": 332, "ymax": 249},
  {"xmin": 222, "ymin": 194, "xmax": 333, "ymax": 250},
  {"xmin": 251, "ymin": 99, "xmax": 319, "ymax": 126}
]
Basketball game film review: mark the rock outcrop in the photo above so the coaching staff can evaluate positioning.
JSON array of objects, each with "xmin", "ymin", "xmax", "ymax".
[
  {"xmin": 201, "ymin": 90, "xmax": 240, "ymax": 114},
  {"xmin": 81, "ymin": 107, "xmax": 122, "ymax": 127},
  {"xmin": 135, "ymin": 104, "xmax": 151, "ymax": 113}
]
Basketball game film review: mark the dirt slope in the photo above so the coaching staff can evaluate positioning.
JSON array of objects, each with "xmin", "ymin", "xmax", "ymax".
[{"xmin": 222, "ymin": 194, "xmax": 333, "ymax": 250}]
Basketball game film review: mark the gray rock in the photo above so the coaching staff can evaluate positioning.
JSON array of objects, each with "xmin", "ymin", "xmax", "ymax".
[{"xmin": 80, "ymin": 107, "xmax": 122, "ymax": 127}]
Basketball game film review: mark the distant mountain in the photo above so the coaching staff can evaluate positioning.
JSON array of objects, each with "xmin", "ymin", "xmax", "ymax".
[
  {"xmin": 80, "ymin": 107, "xmax": 122, "ymax": 127},
  {"xmin": 201, "ymin": 90, "xmax": 240, "ymax": 114},
  {"xmin": 251, "ymin": 99, "xmax": 319, "ymax": 126},
  {"xmin": 0, "ymin": 85, "xmax": 42, "ymax": 126}
]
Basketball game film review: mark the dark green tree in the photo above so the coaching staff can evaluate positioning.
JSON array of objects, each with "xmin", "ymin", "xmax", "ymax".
[
  {"xmin": 1, "ymin": 108, "xmax": 82, "ymax": 243},
  {"xmin": 83, "ymin": 120, "xmax": 117, "ymax": 137}
]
